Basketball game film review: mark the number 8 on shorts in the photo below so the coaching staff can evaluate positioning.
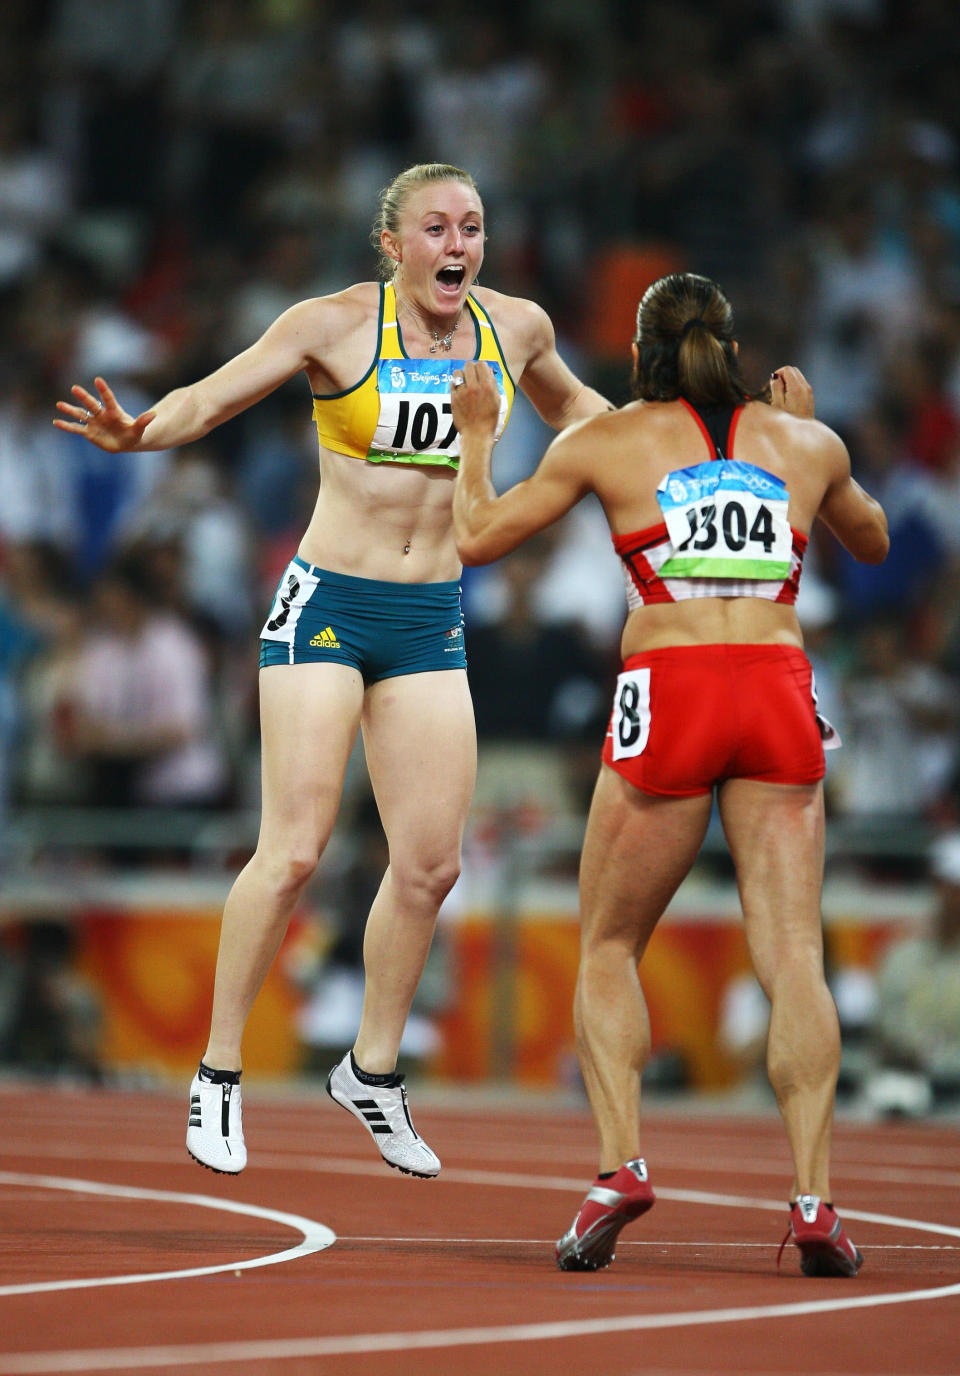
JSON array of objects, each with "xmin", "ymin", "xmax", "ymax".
[{"xmin": 610, "ymin": 667, "xmax": 651, "ymax": 761}]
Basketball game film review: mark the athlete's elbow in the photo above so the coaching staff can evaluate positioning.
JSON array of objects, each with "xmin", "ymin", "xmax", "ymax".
[
  {"xmin": 458, "ymin": 548, "xmax": 486, "ymax": 567},
  {"xmin": 856, "ymin": 524, "xmax": 890, "ymax": 565},
  {"xmin": 453, "ymin": 502, "xmax": 501, "ymax": 565},
  {"xmin": 456, "ymin": 531, "xmax": 497, "ymax": 566},
  {"xmin": 867, "ymin": 512, "xmax": 891, "ymax": 562},
  {"xmin": 834, "ymin": 505, "xmax": 890, "ymax": 565},
  {"xmin": 864, "ymin": 532, "xmax": 891, "ymax": 564}
]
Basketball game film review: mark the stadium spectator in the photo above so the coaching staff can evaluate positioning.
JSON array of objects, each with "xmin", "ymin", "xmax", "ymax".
[
  {"xmin": 867, "ymin": 831, "xmax": 960, "ymax": 1115},
  {"xmin": 56, "ymin": 553, "xmax": 230, "ymax": 811}
]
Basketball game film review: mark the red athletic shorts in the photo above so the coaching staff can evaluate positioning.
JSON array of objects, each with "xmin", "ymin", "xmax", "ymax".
[{"xmin": 601, "ymin": 644, "xmax": 827, "ymax": 797}]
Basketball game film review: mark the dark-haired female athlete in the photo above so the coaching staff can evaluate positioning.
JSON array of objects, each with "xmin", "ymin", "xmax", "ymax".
[{"xmin": 451, "ymin": 271, "xmax": 888, "ymax": 1275}]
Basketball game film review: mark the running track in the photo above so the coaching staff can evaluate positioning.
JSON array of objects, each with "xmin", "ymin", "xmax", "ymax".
[{"xmin": 1, "ymin": 1082, "xmax": 959, "ymax": 1375}]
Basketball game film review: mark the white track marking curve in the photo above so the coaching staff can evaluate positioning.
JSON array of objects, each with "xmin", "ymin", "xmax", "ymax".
[{"xmin": 0, "ymin": 1171, "xmax": 335, "ymax": 1298}]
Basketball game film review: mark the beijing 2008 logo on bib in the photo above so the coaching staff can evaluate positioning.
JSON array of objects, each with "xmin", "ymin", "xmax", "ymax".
[{"xmin": 657, "ymin": 459, "xmax": 792, "ymax": 580}]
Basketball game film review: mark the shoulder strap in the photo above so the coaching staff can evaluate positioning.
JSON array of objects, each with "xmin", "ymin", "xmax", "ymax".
[
  {"xmin": 380, "ymin": 280, "xmax": 402, "ymax": 358},
  {"xmin": 679, "ymin": 398, "xmax": 742, "ymax": 460}
]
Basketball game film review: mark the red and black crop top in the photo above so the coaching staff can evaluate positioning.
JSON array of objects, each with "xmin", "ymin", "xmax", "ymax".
[{"xmin": 614, "ymin": 399, "xmax": 807, "ymax": 611}]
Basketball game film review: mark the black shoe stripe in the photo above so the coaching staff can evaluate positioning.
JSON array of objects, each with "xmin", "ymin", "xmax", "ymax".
[{"xmin": 342, "ymin": 1093, "xmax": 394, "ymax": 1134}]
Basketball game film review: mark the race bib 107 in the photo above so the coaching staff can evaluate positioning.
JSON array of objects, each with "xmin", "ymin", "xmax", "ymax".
[
  {"xmin": 657, "ymin": 460, "xmax": 792, "ymax": 579},
  {"xmin": 370, "ymin": 359, "xmax": 507, "ymax": 462}
]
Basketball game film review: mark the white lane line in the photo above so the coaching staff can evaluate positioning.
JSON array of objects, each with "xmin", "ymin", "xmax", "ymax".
[
  {"xmin": 6, "ymin": 1152, "xmax": 960, "ymax": 1240},
  {"xmin": 4, "ymin": 1136, "xmax": 960, "ymax": 1191},
  {"xmin": 650, "ymin": 1186, "xmax": 960, "ymax": 1238},
  {"xmin": 0, "ymin": 1172, "xmax": 335, "ymax": 1297},
  {"xmin": 3, "ymin": 1282, "xmax": 960, "ymax": 1373},
  {"xmin": 339, "ymin": 1235, "xmax": 960, "ymax": 1251},
  {"xmin": 1, "ymin": 1176, "xmax": 959, "ymax": 1371}
]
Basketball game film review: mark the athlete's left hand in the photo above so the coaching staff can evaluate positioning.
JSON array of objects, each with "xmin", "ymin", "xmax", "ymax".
[
  {"xmin": 770, "ymin": 366, "xmax": 815, "ymax": 419},
  {"xmin": 450, "ymin": 361, "xmax": 500, "ymax": 437}
]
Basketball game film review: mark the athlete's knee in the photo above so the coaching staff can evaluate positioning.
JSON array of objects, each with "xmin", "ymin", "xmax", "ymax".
[
  {"xmin": 768, "ymin": 943, "xmax": 828, "ymax": 995},
  {"xmin": 390, "ymin": 850, "xmax": 461, "ymax": 910},
  {"xmin": 253, "ymin": 840, "xmax": 323, "ymax": 901}
]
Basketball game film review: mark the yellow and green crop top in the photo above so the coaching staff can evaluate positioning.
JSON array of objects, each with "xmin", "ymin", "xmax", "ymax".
[{"xmin": 312, "ymin": 281, "xmax": 515, "ymax": 469}]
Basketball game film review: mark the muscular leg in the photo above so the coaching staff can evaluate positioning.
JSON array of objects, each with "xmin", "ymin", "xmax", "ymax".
[
  {"xmin": 203, "ymin": 663, "xmax": 364, "ymax": 1070},
  {"xmin": 577, "ymin": 766, "xmax": 713, "ymax": 1171},
  {"xmin": 718, "ymin": 777, "xmax": 838, "ymax": 1200},
  {"xmin": 353, "ymin": 669, "xmax": 476, "ymax": 1073}
]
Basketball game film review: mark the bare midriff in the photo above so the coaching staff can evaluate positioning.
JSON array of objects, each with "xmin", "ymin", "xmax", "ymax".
[{"xmin": 298, "ymin": 445, "xmax": 461, "ymax": 583}]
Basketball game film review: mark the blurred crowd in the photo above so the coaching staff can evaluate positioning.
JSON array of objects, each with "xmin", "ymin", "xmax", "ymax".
[{"xmin": 1, "ymin": 0, "xmax": 960, "ymax": 860}]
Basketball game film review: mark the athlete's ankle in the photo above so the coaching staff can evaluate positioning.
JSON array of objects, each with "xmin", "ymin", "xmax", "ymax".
[
  {"xmin": 201, "ymin": 1048, "xmax": 242, "ymax": 1074},
  {"xmin": 350, "ymin": 1050, "xmax": 401, "ymax": 1087}
]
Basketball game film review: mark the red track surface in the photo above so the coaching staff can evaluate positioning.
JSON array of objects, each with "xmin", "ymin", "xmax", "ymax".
[{"xmin": 1, "ymin": 1081, "xmax": 959, "ymax": 1375}]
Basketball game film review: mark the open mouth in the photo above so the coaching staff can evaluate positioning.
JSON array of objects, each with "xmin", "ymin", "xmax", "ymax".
[{"xmin": 436, "ymin": 265, "xmax": 465, "ymax": 292}]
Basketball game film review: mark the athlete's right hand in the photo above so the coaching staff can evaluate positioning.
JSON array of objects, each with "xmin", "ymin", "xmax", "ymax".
[
  {"xmin": 54, "ymin": 376, "xmax": 156, "ymax": 451},
  {"xmin": 449, "ymin": 360, "xmax": 500, "ymax": 439}
]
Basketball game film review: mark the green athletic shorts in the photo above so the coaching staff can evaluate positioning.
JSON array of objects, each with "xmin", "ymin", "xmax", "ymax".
[{"xmin": 258, "ymin": 557, "xmax": 467, "ymax": 682}]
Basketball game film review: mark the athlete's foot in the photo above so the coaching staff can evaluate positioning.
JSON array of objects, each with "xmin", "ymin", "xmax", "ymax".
[
  {"xmin": 556, "ymin": 1159, "xmax": 655, "ymax": 1271},
  {"xmin": 326, "ymin": 1051, "xmax": 440, "ymax": 1178},
  {"xmin": 186, "ymin": 1062, "xmax": 246, "ymax": 1174},
  {"xmin": 778, "ymin": 1195, "xmax": 863, "ymax": 1277}
]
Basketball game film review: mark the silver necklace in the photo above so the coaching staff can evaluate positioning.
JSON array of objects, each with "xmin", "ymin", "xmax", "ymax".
[
  {"xmin": 429, "ymin": 312, "xmax": 462, "ymax": 353},
  {"xmin": 394, "ymin": 287, "xmax": 462, "ymax": 353}
]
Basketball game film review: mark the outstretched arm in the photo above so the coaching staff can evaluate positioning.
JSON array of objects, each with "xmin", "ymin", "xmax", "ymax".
[
  {"xmin": 450, "ymin": 361, "xmax": 591, "ymax": 565},
  {"xmin": 54, "ymin": 299, "xmax": 323, "ymax": 452}
]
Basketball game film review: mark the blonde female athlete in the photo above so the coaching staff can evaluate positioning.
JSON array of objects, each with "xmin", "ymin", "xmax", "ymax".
[
  {"xmin": 55, "ymin": 163, "xmax": 611, "ymax": 1179},
  {"xmin": 450, "ymin": 271, "xmax": 889, "ymax": 1272}
]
